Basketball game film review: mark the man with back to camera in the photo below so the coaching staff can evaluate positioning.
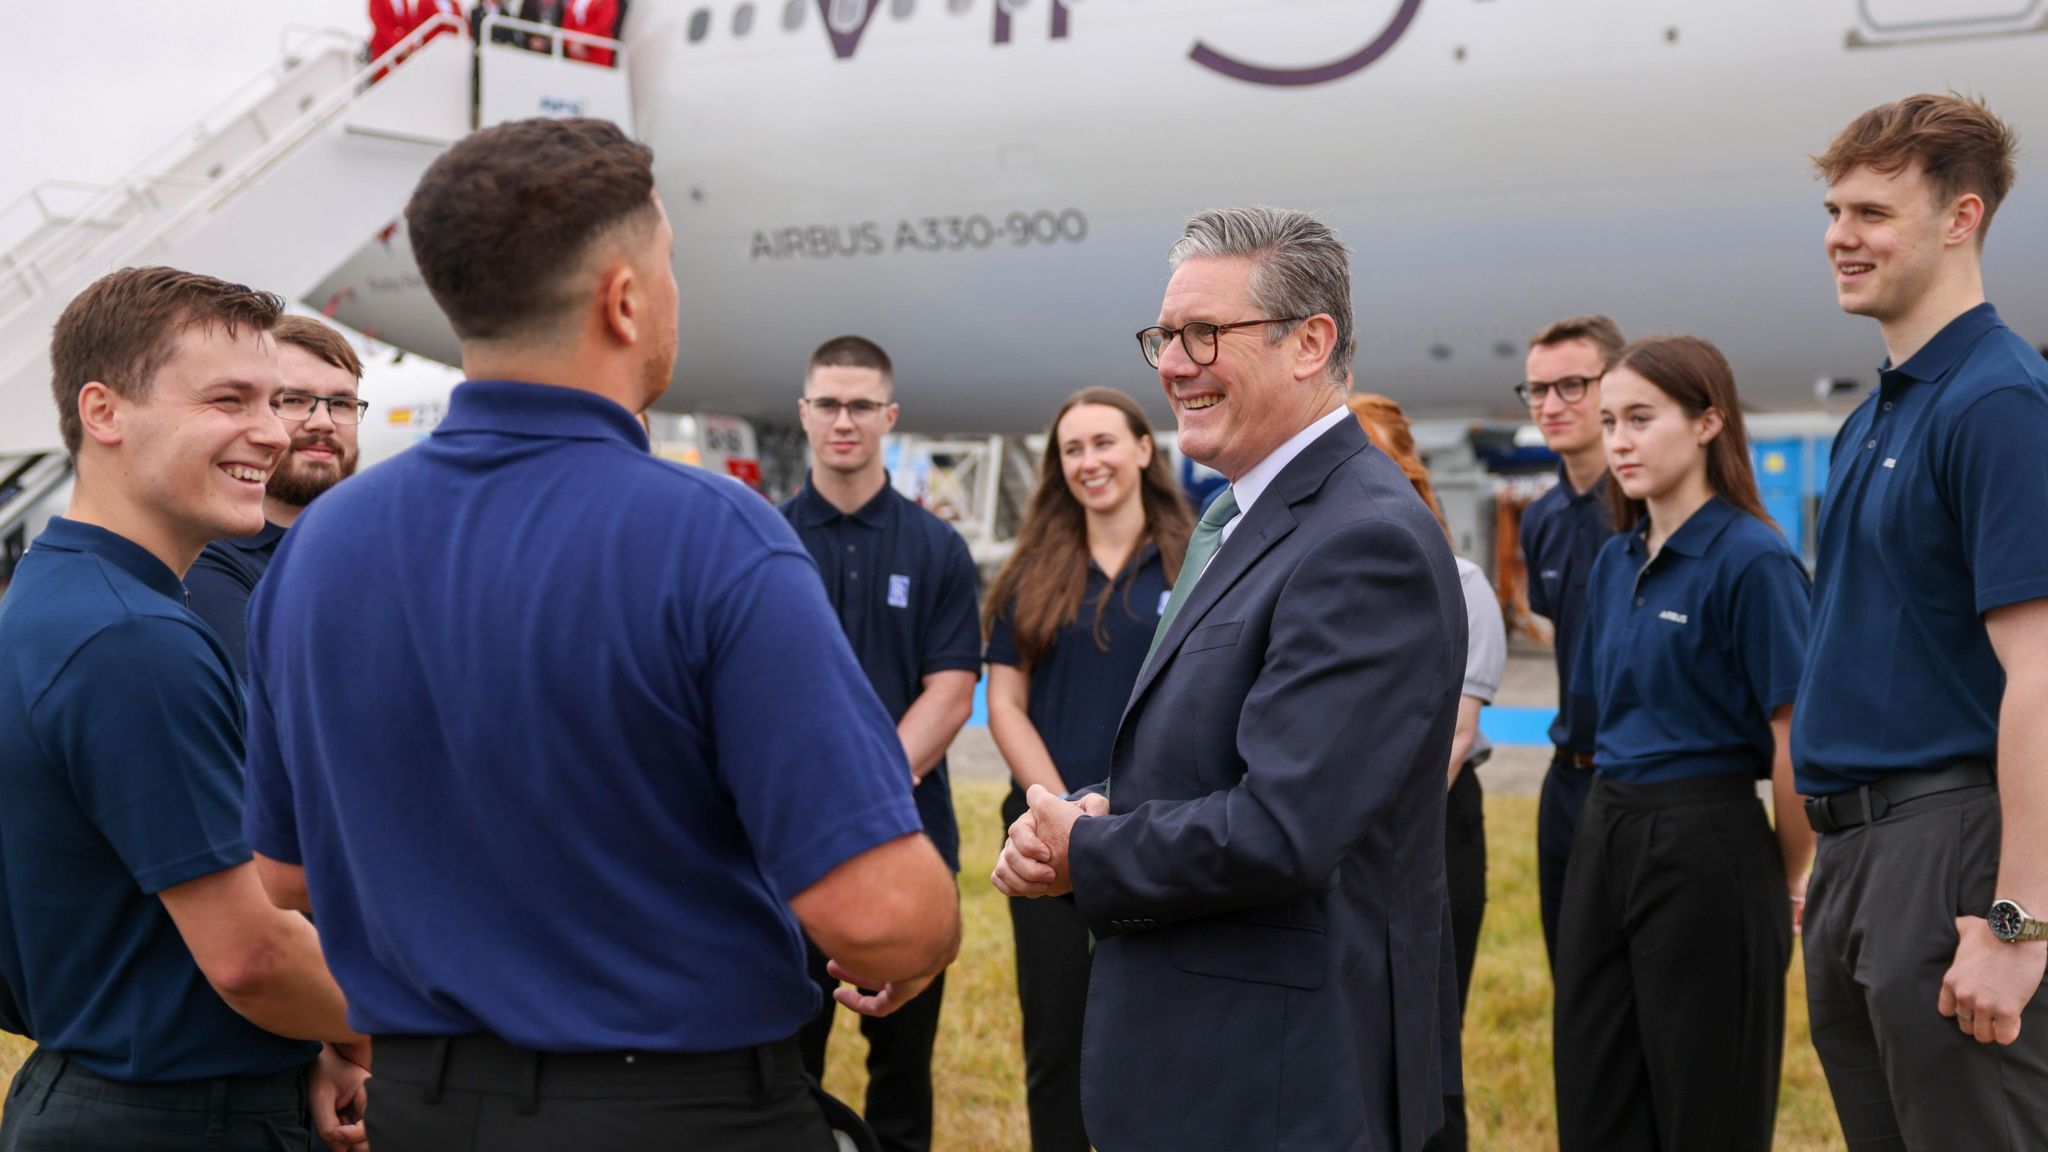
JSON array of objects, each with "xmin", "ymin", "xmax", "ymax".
[
  {"xmin": 1796, "ymin": 92, "xmax": 2048, "ymax": 1148},
  {"xmin": 995, "ymin": 206, "xmax": 1467, "ymax": 1152},
  {"xmin": 780, "ymin": 336, "xmax": 981, "ymax": 1152},
  {"xmin": 0, "ymin": 267, "xmax": 369, "ymax": 1151},
  {"xmin": 187, "ymin": 314, "xmax": 367, "ymax": 679},
  {"xmin": 1513, "ymin": 313, "xmax": 1624, "ymax": 967},
  {"xmin": 238, "ymin": 117, "xmax": 960, "ymax": 1151}
]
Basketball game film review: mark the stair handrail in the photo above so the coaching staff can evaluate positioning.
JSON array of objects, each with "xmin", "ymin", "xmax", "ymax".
[{"xmin": 0, "ymin": 14, "xmax": 465, "ymax": 333}]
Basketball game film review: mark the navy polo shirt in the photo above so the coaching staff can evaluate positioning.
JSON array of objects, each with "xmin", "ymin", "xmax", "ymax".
[
  {"xmin": 985, "ymin": 543, "xmax": 1170, "ymax": 797},
  {"xmin": 243, "ymin": 380, "xmax": 922, "ymax": 1052},
  {"xmin": 1573, "ymin": 498, "xmax": 1810, "ymax": 783},
  {"xmin": 1794, "ymin": 304, "xmax": 2048, "ymax": 794},
  {"xmin": 1520, "ymin": 469, "xmax": 1615, "ymax": 754},
  {"xmin": 186, "ymin": 520, "xmax": 286, "ymax": 680},
  {"xmin": 0, "ymin": 519, "xmax": 317, "ymax": 1082},
  {"xmin": 780, "ymin": 478, "xmax": 982, "ymax": 871}
]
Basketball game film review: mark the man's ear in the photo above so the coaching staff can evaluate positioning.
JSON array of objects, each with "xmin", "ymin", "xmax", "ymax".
[
  {"xmin": 77, "ymin": 381, "xmax": 124, "ymax": 448},
  {"xmin": 601, "ymin": 263, "xmax": 640, "ymax": 346},
  {"xmin": 1292, "ymin": 315, "xmax": 1339, "ymax": 383},
  {"xmin": 1946, "ymin": 192, "xmax": 1986, "ymax": 249}
]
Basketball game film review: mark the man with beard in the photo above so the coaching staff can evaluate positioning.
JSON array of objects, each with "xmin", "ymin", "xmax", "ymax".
[{"xmin": 187, "ymin": 315, "xmax": 365, "ymax": 679}]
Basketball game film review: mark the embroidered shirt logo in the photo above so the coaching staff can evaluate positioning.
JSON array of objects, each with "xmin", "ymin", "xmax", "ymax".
[
  {"xmin": 1883, "ymin": 458, "xmax": 1897, "ymax": 469},
  {"xmin": 888, "ymin": 574, "xmax": 911, "ymax": 608},
  {"xmin": 1156, "ymin": 590, "xmax": 1171, "ymax": 617},
  {"xmin": 1658, "ymin": 610, "xmax": 1689, "ymax": 625}
]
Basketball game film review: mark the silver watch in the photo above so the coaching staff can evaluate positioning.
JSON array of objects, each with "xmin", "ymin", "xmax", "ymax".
[{"xmin": 1988, "ymin": 899, "xmax": 2048, "ymax": 943}]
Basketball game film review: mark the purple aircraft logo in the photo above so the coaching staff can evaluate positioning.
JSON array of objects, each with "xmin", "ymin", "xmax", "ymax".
[{"xmin": 813, "ymin": 0, "xmax": 1420, "ymax": 87}]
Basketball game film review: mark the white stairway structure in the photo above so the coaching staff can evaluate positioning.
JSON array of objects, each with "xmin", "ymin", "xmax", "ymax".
[{"xmin": 0, "ymin": 15, "xmax": 631, "ymax": 540}]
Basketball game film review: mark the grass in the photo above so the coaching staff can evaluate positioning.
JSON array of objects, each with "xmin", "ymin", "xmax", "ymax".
[{"xmin": 0, "ymin": 781, "xmax": 1846, "ymax": 1149}]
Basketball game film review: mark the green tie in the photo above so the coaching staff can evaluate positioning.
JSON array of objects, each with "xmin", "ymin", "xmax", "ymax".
[{"xmin": 1143, "ymin": 487, "xmax": 1239, "ymax": 671}]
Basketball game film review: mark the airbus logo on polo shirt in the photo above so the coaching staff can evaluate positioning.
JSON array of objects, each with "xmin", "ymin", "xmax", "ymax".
[{"xmin": 1658, "ymin": 610, "xmax": 1689, "ymax": 625}]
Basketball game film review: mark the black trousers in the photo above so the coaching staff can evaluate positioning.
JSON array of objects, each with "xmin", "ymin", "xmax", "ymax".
[
  {"xmin": 0, "ymin": 1048, "xmax": 311, "ymax": 1152},
  {"xmin": 799, "ymin": 943, "xmax": 947, "ymax": 1152},
  {"xmin": 1423, "ymin": 762, "xmax": 1488, "ymax": 1152},
  {"xmin": 1538, "ymin": 751, "xmax": 1594, "ymax": 967},
  {"xmin": 1553, "ymin": 773, "xmax": 1791, "ymax": 1152},
  {"xmin": 1002, "ymin": 787, "xmax": 1094, "ymax": 1152},
  {"xmin": 367, "ymin": 1032, "xmax": 842, "ymax": 1151},
  {"xmin": 1804, "ymin": 785, "xmax": 2048, "ymax": 1150}
]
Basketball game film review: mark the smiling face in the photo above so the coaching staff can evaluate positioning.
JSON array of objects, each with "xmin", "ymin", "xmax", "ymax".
[
  {"xmin": 1155, "ymin": 255, "xmax": 1321, "ymax": 480},
  {"xmin": 1599, "ymin": 366, "xmax": 1717, "ymax": 506},
  {"xmin": 117, "ymin": 323, "xmax": 290, "ymax": 552},
  {"xmin": 801, "ymin": 364, "xmax": 897, "ymax": 477},
  {"xmin": 1823, "ymin": 162, "xmax": 1956, "ymax": 325},
  {"xmin": 266, "ymin": 344, "xmax": 360, "ymax": 509},
  {"xmin": 1523, "ymin": 338, "xmax": 1606, "ymax": 459},
  {"xmin": 1057, "ymin": 402, "xmax": 1153, "ymax": 519}
]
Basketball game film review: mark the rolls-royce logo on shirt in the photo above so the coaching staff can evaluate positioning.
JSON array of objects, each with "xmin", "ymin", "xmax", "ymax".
[{"xmin": 888, "ymin": 574, "xmax": 911, "ymax": 609}]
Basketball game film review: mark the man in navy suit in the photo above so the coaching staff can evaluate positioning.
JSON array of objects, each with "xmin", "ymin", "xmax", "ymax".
[{"xmin": 996, "ymin": 206, "xmax": 1467, "ymax": 1152}]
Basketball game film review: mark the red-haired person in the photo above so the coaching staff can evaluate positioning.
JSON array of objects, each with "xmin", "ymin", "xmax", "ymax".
[
  {"xmin": 983, "ymin": 388, "xmax": 1192, "ymax": 1152},
  {"xmin": 1798, "ymin": 93, "xmax": 2048, "ymax": 1148},
  {"xmin": 1554, "ymin": 336, "xmax": 1813, "ymax": 1152},
  {"xmin": 1349, "ymin": 393, "xmax": 1506, "ymax": 1152}
]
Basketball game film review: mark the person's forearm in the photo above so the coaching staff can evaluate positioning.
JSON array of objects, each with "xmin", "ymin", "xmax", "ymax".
[
  {"xmin": 1995, "ymin": 670, "xmax": 2048, "ymax": 911},
  {"xmin": 989, "ymin": 701, "xmax": 1065, "ymax": 794},
  {"xmin": 1770, "ymin": 715, "xmax": 1813, "ymax": 886},
  {"xmin": 899, "ymin": 682, "xmax": 973, "ymax": 780},
  {"xmin": 215, "ymin": 915, "xmax": 364, "ymax": 1044}
]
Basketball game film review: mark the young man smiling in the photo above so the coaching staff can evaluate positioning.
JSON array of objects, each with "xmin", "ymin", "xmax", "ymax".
[
  {"xmin": 0, "ymin": 267, "xmax": 367, "ymax": 1151},
  {"xmin": 187, "ymin": 315, "xmax": 366, "ymax": 679},
  {"xmin": 1796, "ymin": 93, "xmax": 2048, "ymax": 1148}
]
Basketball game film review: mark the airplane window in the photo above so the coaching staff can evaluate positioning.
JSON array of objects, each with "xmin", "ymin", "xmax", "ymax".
[
  {"xmin": 734, "ymin": 2, "xmax": 755, "ymax": 35},
  {"xmin": 783, "ymin": 0, "xmax": 806, "ymax": 30},
  {"xmin": 892, "ymin": 0, "xmax": 915, "ymax": 17},
  {"xmin": 948, "ymin": 0, "xmax": 972, "ymax": 13},
  {"xmin": 828, "ymin": 0, "xmax": 865, "ymax": 31},
  {"xmin": 688, "ymin": 8, "xmax": 710, "ymax": 40}
]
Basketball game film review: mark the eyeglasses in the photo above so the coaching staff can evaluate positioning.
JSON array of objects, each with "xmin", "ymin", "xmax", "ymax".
[
  {"xmin": 276, "ymin": 391, "xmax": 369, "ymax": 424},
  {"xmin": 1135, "ymin": 318, "xmax": 1304, "ymax": 369},
  {"xmin": 1513, "ymin": 375, "xmax": 1598, "ymax": 407},
  {"xmin": 802, "ymin": 397, "xmax": 890, "ymax": 422}
]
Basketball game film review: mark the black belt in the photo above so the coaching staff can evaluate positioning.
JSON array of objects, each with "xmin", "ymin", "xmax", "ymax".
[
  {"xmin": 1555, "ymin": 750, "xmax": 1595, "ymax": 772},
  {"xmin": 1803, "ymin": 761, "xmax": 1995, "ymax": 835}
]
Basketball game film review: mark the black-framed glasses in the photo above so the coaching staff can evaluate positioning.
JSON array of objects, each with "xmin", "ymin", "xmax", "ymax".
[
  {"xmin": 802, "ymin": 397, "xmax": 889, "ymax": 422},
  {"xmin": 1135, "ymin": 317, "xmax": 1304, "ymax": 368},
  {"xmin": 1513, "ymin": 375, "xmax": 1597, "ymax": 408},
  {"xmin": 276, "ymin": 391, "xmax": 369, "ymax": 424}
]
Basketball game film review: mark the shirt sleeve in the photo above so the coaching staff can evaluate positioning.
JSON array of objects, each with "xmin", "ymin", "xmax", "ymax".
[
  {"xmin": 703, "ymin": 550, "xmax": 925, "ymax": 899},
  {"xmin": 984, "ymin": 599, "xmax": 1021, "ymax": 669},
  {"xmin": 922, "ymin": 529, "xmax": 984, "ymax": 678},
  {"xmin": 34, "ymin": 618, "xmax": 252, "ymax": 893},
  {"xmin": 1945, "ymin": 384, "xmax": 2048, "ymax": 614},
  {"xmin": 184, "ymin": 549, "xmax": 255, "ymax": 681},
  {"xmin": 1458, "ymin": 563, "xmax": 1507, "ymax": 703},
  {"xmin": 240, "ymin": 632, "xmax": 299, "ymax": 866},
  {"xmin": 1568, "ymin": 546, "xmax": 1608, "ymax": 709},
  {"xmin": 1727, "ymin": 549, "xmax": 1812, "ymax": 716},
  {"xmin": 1520, "ymin": 499, "xmax": 1552, "ymax": 620}
]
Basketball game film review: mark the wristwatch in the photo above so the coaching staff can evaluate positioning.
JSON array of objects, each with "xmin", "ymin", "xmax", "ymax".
[{"xmin": 1988, "ymin": 899, "xmax": 2048, "ymax": 943}]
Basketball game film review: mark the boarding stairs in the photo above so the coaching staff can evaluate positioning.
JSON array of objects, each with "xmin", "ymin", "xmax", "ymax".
[{"xmin": 0, "ymin": 12, "xmax": 630, "ymax": 529}]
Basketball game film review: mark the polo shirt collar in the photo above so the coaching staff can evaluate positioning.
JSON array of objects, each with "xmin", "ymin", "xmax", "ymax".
[
  {"xmin": 1556, "ymin": 463, "xmax": 1607, "ymax": 506},
  {"xmin": 434, "ymin": 380, "xmax": 651, "ymax": 450},
  {"xmin": 1628, "ymin": 494, "xmax": 1737, "ymax": 560},
  {"xmin": 218, "ymin": 520, "xmax": 287, "ymax": 556},
  {"xmin": 34, "ymin": 517, "xmax": 185, "ymax": 601},
  {"xmin": 793, "ymin": 474, "xmax": 895, "ymax": 528},
  {"xmin": 1092, "ymin": 539, "xmax": 1160, "ymax": 577},
  {"xmin": 1884, "ymin": 302, "xmax": 2003, "ymax": 384}
]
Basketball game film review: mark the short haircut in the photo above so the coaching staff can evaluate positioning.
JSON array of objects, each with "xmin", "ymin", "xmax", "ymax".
[
  {"xmin": 1167, "ymin": 206, "xmax": 1354, "ymax": 386},
  {"xmin": 272, "ymin": 315, "xmax": 364, "ymax": 381},
  {"xmin": 1814, "ymin": 93, "xmax": 2019, "ymax": 241},
  {"xmin": 405, "ymin": 117, "xmax": 656, "ymax": 342},
  {"xmin": 49, "ymin": 266, "xmax": 284, "ymax": 456},
  {"xmin": 807, "ymin": 335, "xmax": 894, "ymax": 385},
  {"xmin": 1528, "ymin": 314, "xmax": 1626, "ymax": 370}
]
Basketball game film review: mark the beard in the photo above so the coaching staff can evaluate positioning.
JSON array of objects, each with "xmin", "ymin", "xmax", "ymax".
[{"xmin": 266, "ymin": 434, "xmax": 358, "ymax": 509}]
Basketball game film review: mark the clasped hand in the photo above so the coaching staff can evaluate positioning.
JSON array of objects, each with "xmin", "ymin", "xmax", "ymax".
[{"xmin": 992, "ymin": 784, "xmax": 1108, "ymax": 899}]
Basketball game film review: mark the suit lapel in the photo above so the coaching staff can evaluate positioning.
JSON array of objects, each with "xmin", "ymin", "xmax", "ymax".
[{"xmin": 1117, "ymin": 417, "xmax": 1371, "ymax": 729}]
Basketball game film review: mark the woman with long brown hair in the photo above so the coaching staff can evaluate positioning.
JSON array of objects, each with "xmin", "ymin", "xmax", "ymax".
[
  {"xmin": 1553, "ymin": 335, "xmax": 1814, "ymax": 1152},
  {"xmin": 983, "ymin": 387, "xmax": 1192, "ymax": 1152},
  {"xmin": 1348, "ymin": 392, "xmax": 1506, "ymax": 1152}
]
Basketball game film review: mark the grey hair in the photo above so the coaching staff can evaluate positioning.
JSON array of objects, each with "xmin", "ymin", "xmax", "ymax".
[{"xmin": 1166, "ymin": 206, "xmax": 1354, "ymax": 386}]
